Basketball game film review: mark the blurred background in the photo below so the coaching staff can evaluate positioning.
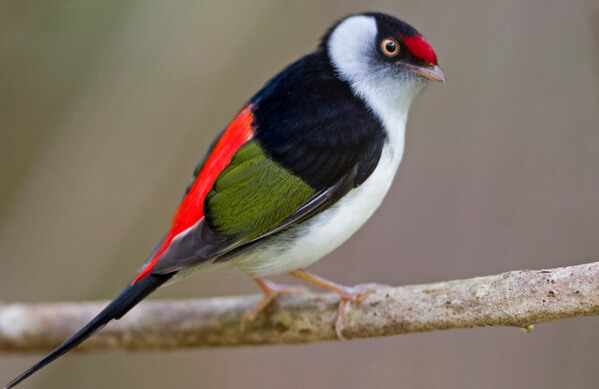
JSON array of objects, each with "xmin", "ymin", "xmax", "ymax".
[{"xmin": 1, "ymin": 1, "xmax": 598, "ymax": 388}]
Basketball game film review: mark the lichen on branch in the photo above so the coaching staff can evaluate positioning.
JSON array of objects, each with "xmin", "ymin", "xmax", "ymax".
[{"xmin": 0, "ymin": 262, "xmax": 597, "ymax": 352}]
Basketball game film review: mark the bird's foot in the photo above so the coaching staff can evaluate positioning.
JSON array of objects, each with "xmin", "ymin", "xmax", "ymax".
[
  {"xmin": 333, "ymin": 283, "xmax": 388, "ymax": 340},
  {"xmin": 288, "ymin": 269, "xmax": 388, "ymax": 340},
  {"xmin": 241, "ymin": 278, "xmax": 308, "ymax": 329}
]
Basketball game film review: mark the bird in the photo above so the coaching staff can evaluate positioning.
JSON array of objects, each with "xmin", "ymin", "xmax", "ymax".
[{"xmin": 5, "ymin": 12, "xmax": 444, "ymax": 388}]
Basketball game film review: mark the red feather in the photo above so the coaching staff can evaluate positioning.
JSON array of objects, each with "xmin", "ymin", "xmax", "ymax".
[
  {"xmin": 132, "ymin": 104, "xmax": 255, "ymax": 284},
  {"xmin": 401, "ymin": 33, "xmax": 438, "ymax": 66}
]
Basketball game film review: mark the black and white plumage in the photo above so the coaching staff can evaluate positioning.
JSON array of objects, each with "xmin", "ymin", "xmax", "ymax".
[
  {"xmin": 6, "ymin": 12, "xmax": 443, "ymax": 388},
  {"xmin": 227, "ymin": 13, "xmax": 444, "ymax": 277}
]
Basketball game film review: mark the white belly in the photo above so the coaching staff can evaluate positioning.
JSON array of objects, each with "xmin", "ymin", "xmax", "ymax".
[{"xmin": 230, "ymin": 138, "xmax": 404, "ymax": 277}]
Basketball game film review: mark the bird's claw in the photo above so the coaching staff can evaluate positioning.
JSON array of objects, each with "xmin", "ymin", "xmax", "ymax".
[
  {"xmin": 241, "ymin": 279, "xmax": 308, "ymax": 330},
  {"xmin": 334, "ymin": 283, "xmax": 389, "ymax": 341}
]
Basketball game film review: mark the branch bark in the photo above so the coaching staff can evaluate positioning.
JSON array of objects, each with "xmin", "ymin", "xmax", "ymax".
[{"xmin": 1, "ymin": 262, "xmax": 598, "ymax": 352}]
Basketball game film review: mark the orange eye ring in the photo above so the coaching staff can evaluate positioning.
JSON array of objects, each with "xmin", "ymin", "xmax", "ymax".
[{"xmin": 381, "ymin": 38, "xmax": 400, "ymax": 57}]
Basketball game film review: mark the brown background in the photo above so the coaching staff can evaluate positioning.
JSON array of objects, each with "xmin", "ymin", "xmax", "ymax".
[{"xmin": 1, "ymin": 1, "xmax": 598, "ymax": 388}]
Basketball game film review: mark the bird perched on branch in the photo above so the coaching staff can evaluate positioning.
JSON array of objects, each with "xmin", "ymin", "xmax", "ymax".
[{"xmin": 6, "ymin": 12, "xmax": 444, "ymax": 388}]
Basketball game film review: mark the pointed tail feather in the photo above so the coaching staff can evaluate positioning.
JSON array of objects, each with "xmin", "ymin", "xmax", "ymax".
[{"xmin": 5, "ymin": 273, "xmax": 174, "ymax": 389}]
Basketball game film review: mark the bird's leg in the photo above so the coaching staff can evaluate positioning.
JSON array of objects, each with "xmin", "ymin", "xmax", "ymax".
[
  {"xmin": 288, "ymin": 269, "xmax": 387, "ymax": 340},
  {"xmin": 242, "ymin": 278, "xmax": 308, "ymax": 328}
]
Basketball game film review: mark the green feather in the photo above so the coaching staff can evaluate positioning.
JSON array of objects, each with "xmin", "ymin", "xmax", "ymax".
[{"xmin": 205, "ymin": 141, "xmax": 315, "ymax": 241}]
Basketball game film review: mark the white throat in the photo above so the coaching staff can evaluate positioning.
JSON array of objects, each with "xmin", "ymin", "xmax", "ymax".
[{"xmin": 327, "ymin": 15, "xmax": 422, "ymax": 153}]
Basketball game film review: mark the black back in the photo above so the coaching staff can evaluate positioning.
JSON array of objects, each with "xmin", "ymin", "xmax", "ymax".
[{"xmin": 251, "ymin": 50, "xmax": 386, "ymax": 191}]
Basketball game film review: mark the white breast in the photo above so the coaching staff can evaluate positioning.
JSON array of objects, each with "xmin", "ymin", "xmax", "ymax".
[{"xmin": 231, "ymin": 112, "xmax": 407, "ymax": 277}]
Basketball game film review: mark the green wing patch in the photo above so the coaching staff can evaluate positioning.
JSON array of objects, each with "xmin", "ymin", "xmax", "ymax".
[{"xmin": 205, "ymin": 140, "xmax": 315, "ymax": 242}]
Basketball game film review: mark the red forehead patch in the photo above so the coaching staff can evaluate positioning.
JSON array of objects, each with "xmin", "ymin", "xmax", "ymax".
[{"xmin": 400, "ymin": 33, "xmax": 438, "ymax": 65}]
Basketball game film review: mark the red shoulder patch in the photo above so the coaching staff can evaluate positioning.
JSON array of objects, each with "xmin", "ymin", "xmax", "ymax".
[
  {"xmin": 133, "ymin": 104, "xmax": 255, "ymax": 284},
  {"xmin": 400, "ymin": 33, "xmax": 438, "ymax": 65}
]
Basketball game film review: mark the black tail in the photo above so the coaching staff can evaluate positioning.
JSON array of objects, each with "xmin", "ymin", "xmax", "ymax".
[{"xmin": 5, "ymin": 273, "xmax": 173, "ymax": 389}]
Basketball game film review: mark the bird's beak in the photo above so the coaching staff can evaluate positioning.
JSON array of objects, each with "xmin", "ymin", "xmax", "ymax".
[{"xmin": 404, "ymin": 63, "xmax": 445, "ymax": 83}]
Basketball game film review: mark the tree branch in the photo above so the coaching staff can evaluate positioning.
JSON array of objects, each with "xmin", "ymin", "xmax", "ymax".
[{"xmin": 1, "ymin": 262, "xmax": 597, "ymax": 352}]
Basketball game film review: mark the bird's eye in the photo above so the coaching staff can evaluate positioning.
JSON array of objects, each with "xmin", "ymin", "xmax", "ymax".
[{"xmin": 381, "ymin": 38, "xmax": 399, "ymax": 57}]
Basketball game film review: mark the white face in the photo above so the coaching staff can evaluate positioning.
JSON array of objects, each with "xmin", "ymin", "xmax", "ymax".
[{"xmin": 327, "ymin": 15, "xmax": 427, "ymax": 117}]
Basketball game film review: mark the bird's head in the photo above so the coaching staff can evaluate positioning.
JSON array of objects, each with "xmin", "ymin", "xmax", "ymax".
[{"xmin": 323, "ymin": 13, "xmax": 444, "ymax": 111}]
